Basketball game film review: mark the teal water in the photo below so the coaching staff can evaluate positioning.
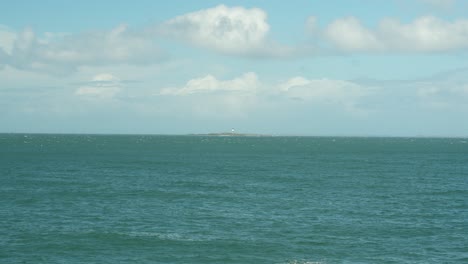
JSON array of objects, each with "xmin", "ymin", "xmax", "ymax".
[{"xmin": 1, "ymin": 134, "xmax": 467, "ymax": 263}]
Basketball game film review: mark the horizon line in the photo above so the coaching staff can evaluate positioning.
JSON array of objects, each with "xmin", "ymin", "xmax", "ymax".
[{"xmin": 1, "ymin": 131, "xmax": 467, "ymax": 139}]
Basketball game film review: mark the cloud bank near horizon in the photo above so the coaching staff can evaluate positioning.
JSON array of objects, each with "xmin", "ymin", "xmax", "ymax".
[{"xmin": 2, "ymin": 65, "xmax": 468, "ymax": 135}]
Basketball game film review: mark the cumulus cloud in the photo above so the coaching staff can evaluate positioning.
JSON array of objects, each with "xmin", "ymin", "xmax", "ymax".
[
  {"xmin": 323, "ymin": 17, "xmax": 382, "ymax": 51},
  {"xmin": 160, "ymin": 72, "xmax": 260, "ymax": 95},
  {"xmin": 159, "ymin": 72, "xmax": 261, "ymax": 118},
  {"xmin": 321, "ymin": 16, "xmax": 468, "ymax": 52},
  {"xmin": 158, "ymin": 72, "xmax": 375, "ymax": 117},
  {"xmin": 4, "ymin": 5, "xmax": 468, "ymax": 76},
  {"xmin": 0, "ymin": 26, "xmax": 16, "ymax": 68},
  {"xmin": 161, "ymin": 5, "xmax": 267, "ymax": 53},
  {"xmin": 161, "ymin": 72, "xmax": 374, "ymax": 105},
  {"xmin": 1, "ymin": 4, "xmax": 301, "ymax": 74},
  {"xmin": 160, "ymin": 5, "xmax": 293, "ymax": 57},
  {"xmin": 1, "ymin": 24, "xmax": 163, "ymax": 74},
  {"xmin": 75, "ymin": 73, "xmax": 122, "ymax": 99},
  {"xmin": 0, "ymin": 25, "xmax": 16, "ymax": 55},
  {"xmin": 278, "ymin": 76, "xmax": 374, "ymax": 113}
]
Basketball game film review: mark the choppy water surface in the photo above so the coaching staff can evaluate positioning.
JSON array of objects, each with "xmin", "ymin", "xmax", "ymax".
[{"xmin": 1, "ymin": 134, "xmax": 467, "ymax": 263}]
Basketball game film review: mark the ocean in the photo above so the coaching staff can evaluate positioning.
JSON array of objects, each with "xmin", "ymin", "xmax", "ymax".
[{"xmin": 1, "ymin": 134, "xmax": 467, "ymax": 263}]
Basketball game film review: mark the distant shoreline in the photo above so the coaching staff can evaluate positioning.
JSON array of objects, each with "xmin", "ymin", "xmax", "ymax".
[
  {"xmin": 189, "ymin": 132, "xmax": 273, "ymax": 137},
  {"xmin": 1, "ymin": 132, "xmax": 467, "ymax": 138}
]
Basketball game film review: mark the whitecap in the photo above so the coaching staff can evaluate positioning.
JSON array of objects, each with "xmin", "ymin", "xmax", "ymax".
[
  {"xmin": 283, "ymin": 260, "xmax": 325, "ymax": 264},
  {"xmin": 126, "ymin": 231, "xmax": 213, "ymax": 242}
]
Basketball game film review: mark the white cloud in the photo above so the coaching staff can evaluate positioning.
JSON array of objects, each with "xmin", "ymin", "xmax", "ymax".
[
  {"xmin": 323, "ymin": 17, "xmax": 382, "ymax": 52},
  {"xmin": 279, "ymin": 77, "xmax": 311, "ymax": 91},
  {"xmin": 278, "ymin": 77, "xmax": 373, "ymax": 113},
  {"xmin": 160, "ymin": 5, "xmax": 293, "ymax": 57},
  {"xmin": 0, "ymin": 26, "xmax": 16, "ymax": 68},
  {"xmin": 160, "ymin": 72, "xmax": 260, "ymax": 95},
  {"xmin": 159, "ymin": 72, "xmax": 374, "ymax": 117},
  {"xmin": 417, "ymin": 85, "xmax": 440, "ymax": 97},
  {"xmin": 75, "ymin": 73, "xmax": 122, "ymax": 99},
  {"xmin": 75, "ymin": 86, "xmax": 121, "ymax": 99},
  {"xmin": 185, "ymin": 92, "xmax": 258, "ymax": 118},
  {"xmin": 380, "ymin": 16, "xmax": 468, "ymax": 51},
  {"xmin": 91, "ymin": 73, "xmax": 120, "ymax": 82},
  {"xmin": 3, "ymin": 24, "xmax": 163, "ymax": 74},
  {"xmin": 161, "ymin": 72, "xmax": 373, "ymax": 106},
  {"xmin": 159, "ymin": 73, "xmax": 261, "ymax": 118},
  {"xmin": 0, "ymin": 25, "xmax": 16, "ymax": 55},
  {"xmin": 3, "ymin": 6, "xmax": 468, "ymax": 75},
  {"xmin": 162, "ymin": 5, "xmax": 268, "ymax": 54},
  {"xmin": 322, "ymin": 16, "xmax": 468, "ymax": 52}
]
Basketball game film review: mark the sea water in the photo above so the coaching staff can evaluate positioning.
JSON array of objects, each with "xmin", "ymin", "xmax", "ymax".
[{"xmin": 1, "ymin": 134, "xmax": 467, "ymax": 263}]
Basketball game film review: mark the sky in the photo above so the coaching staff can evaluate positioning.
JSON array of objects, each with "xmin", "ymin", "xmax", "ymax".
[{"xmin": 1, "ymin": 0, "xmax": 468, "ymax": 136}]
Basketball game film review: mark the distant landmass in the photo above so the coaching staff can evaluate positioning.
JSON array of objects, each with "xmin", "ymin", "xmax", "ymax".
[{"xmin": 189, "ymin": 132, "xmax": 272, "ymax": 137}]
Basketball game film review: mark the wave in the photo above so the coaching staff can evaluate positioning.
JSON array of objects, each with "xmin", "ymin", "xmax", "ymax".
[
  {"xmin": 284, "ymin": 260, "xmax": 325, "ymax": 264},
  {"xmin": 125, "ymin": 231, "xmax": 214, "ymax": 242}
]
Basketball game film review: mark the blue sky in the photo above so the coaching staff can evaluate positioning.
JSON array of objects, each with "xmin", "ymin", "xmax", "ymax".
[{"xmin": 1, "ymin": 0, "xmax": 468, "ymax": 136}]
